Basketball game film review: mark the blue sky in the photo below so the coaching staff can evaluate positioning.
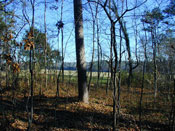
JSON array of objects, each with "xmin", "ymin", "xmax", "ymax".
[{"xmin": 9, "ymin": 0, "xmax": 170, "ymax": 62}]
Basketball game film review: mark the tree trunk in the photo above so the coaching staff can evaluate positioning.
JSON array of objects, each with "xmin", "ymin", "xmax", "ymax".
[
  {"xmin": 44, "ymin": 0, "xmax": 47, "ymax": 93},
  {"xmin": 87, "ymin": 1, "xmax": 96, "ymax": 91},
  {"xmin": 151, "ymin": 30, "xmax": 157, "ymax": 104},
  {"xmin": 74, "ymin": 0, "xmax": 88, "ymax": 103},
  {"xmin": 97, "ymin": 20, "xmax": 100, "ymax": 88},
  {"xmin": 117, "ymin": 27, "xmax": 122, "ymax": 125},
  {"xmin": 118, "ymin": 18, "xmax": 132, "ymax": 90},
  {"xmin": 28, "ymin": 0, "xmax": 35, "ymax": 130},
  {"xmin": 61, "ymin": 0, "xmax": 64, "ymax": 83},
  {"xmin": 139, "ymin": 60, "xmax": 146, "ymax": 130},
  {"xmin": 110, "ymin": 20, "xmax": 118, "ymax": 131}
]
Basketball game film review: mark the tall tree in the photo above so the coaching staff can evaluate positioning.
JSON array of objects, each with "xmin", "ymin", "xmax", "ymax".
[
  {"xmin": 88, "ymin": 1, "xmax": 97, "ymax": 91},
  {"xmin": 74, "ymin": 0, "xmax": 89, "ymax": 103},
  {"xmin": 23, "ymin": 0, "xmax": 36, "ymax": 130},
  {"xmin": 44, "ymin": 0, "xmax": 47, "ymax": 93},
  {"xmin": 141, "ymin": 7, "xmax": 164, "ymax": 102},
  {"xmin": 112, "ymin": 1, "xmax": 139, "ymax": 91},
  {"xmin": 164, "ymin": 1, "xmax": 175, "ymax": 128}
]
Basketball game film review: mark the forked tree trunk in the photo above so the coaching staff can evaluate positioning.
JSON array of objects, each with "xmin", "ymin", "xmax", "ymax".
[{"xmin": 74, "ymin": 0, "xmax": 88, "ymax": 103}]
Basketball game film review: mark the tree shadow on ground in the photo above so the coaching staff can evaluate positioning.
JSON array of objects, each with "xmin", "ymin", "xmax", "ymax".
[
  {"xmin": 126, "ymin": 106, "xmax": 170, "ymax": 131},
  {"xmin": 0, "ymin": 95, "xmax": 170, "ymax": 131},
  {"xmin": 0, "ymin": 95, "xmax": 113, "ymax": 130}
]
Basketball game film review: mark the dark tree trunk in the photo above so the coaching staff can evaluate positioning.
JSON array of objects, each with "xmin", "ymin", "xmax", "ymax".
[
  {"xmin": 44, "ymin": 0, "xmax": 47, "ymax": 93},
  {"xmin": 139, "ymin": 60, "xmax": 146, "ymax": 130},
  {"xmin": 111, "ymin": 22, "xmax": 118, "ymax": 131},
  {"xmin": 28, "ymin": 1, "xmax": 35, "ymax": 130},
  {"xmin": 61, "ymin": 0, "xmax": 64, "ymax": 83},
  {"xmin": 74, "ymin": 0, "xmax": 88, "ymax": 103},
  {"xmin": 97, "ymin": 20, "xmax": 100, "ymax": 88}
]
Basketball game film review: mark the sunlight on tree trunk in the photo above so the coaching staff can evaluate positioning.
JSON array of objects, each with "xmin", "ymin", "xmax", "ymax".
[{"xmin": 74, "ymin": 0, "xmax": 89, "ymax": 104}]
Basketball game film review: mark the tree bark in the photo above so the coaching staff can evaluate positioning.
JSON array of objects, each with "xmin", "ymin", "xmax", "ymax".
[
  {"xmin": 28, "ymin": 0, "xmax": 35, "ymax": 130},
  {"xmin": 61, "ymin": 0, "xmax": 64, "ymax": 83},
  {"xmin": 74, "ymin": 0, "xmax": 88, "ymax": 103},
  {"xmin": 97, "ymin": 18, "xmax": 100, "ymax": 88},
  {"xmin": 44, "ymin": 0, "xmax": 47, "ymax": 93},
  {"xmin": 151, "ymin": 30, "xmax": 157, "ymax": 104}
]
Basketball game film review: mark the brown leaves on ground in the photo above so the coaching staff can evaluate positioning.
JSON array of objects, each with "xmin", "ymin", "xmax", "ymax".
[
  {"xmin": 0, "ymin": 83, "xmax": 170, "ymax": 131},
  {"xmin": 11, "ymin": 119, "xmax": 27, "ymax": 130}
]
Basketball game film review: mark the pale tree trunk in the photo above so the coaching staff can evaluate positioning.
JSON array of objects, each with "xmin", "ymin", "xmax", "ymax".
[
  {"xmin": 106, "ymin": 62, "xmax": 110, "ymax": 94},
  {"xmin": 74, "ymin": 0, "xmax": 88, "ymax": 103}
]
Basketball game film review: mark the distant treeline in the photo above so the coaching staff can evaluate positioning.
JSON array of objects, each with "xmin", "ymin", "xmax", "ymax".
[{"xmin": 3, "ymin": 60, "xmax": 173, "ymax": 74}]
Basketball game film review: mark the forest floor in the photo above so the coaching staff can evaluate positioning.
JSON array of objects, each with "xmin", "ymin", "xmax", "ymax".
[{"xmin": 0, "ymin": 80, "xmax": 171, "ymax": 131}]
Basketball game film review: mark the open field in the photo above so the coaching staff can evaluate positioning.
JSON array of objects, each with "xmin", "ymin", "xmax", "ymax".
[
  {"xmin": 40, "ymin": 69, "xmax": 110, "ymax": 77},
  {"xmin": 0, "ymin": 70, "xmax": 110, "ymax": 77}
]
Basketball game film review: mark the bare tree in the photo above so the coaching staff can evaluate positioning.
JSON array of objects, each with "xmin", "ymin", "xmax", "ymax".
[
  {"xmin": 96, "ymin": 7, "xmax": 101, "ymax": 88},
  {"xmin": 61, "ymin": 0, "xmax": 64, "ymax": 83},
  {"xmin": 27, "ymin": 0, "xmax": 35, "ymax": 130},
  {"xmin": 44, "ymin": 0, "xmax": 47, "ymax": 93},
  {"xmin": 88, "ymin": 0, "xmax": 147, "ymax": 130},
  {"xmin": 141, "ymin": 7, "xmax": 164, "ymax": 103},
  {"xmin": 139, "ymin": 28, "xmax": 148, "ymax": 130},
  {"xmin": 112, "ymin": 3, "xmax": 139, "ymax": 91},
  {"xmin": 88, "ymin": 1, "xmax": 98, "ymax": 91}
]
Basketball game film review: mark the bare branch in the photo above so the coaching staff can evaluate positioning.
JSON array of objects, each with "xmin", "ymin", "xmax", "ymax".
[
  {"xmin": 0, "ymin": 0, "xmax": 14, "ymax": 6},
  {"xmin": 88, "ymin": 0, "xmax": 147, "ymax": 23},
  {"xmin": 113, "ymin": 0, "xmax": 148, "ymax": 23}
]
